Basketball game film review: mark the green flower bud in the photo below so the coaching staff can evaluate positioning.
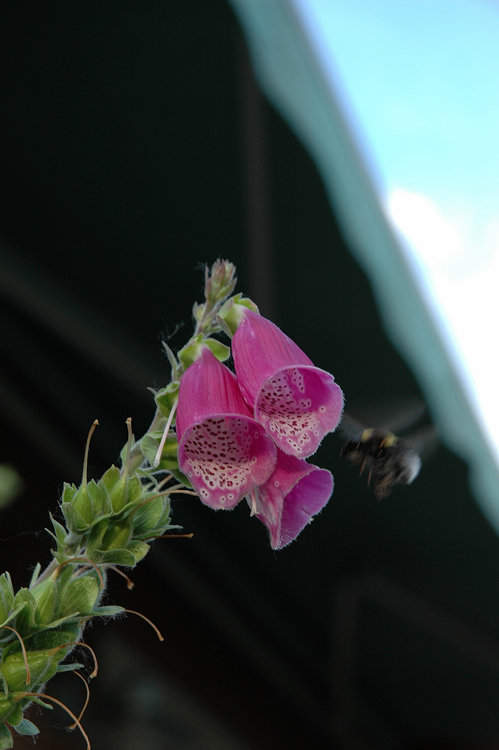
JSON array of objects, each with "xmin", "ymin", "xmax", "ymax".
[
  {"xmin": 31, "ymin": 579, "xmax": 56, "ymax": 627},
  {"xmin": 101, "ymin": 521, "xmax": 132, "ymax": 551},
  {"xmin": 155, "ymin": 382, "xmax": 179, "ymax": 419},
  {"xmin": 217, "ymin": 295, "xmax": 258, "ymax": 336},
  {"xmin": 60, "ymin": 576, "xmax": 100, "ymax": 618},
  {"xmin": 0, "ymin": 649, "xmax": 59, "ymax": 692}
]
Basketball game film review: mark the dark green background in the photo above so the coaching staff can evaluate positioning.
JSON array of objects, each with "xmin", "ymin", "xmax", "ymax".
[{"xmin": 1, "ymin": 3, "xmax": 499, "ymax": 748}]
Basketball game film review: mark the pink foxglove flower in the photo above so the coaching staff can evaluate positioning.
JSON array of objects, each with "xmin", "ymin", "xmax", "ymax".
[
  {"xmin": 176, "ymin": 347, "xmax": 277, "ymax": 510},
  {"xmin": 232, "ymin": 309, "xmax": 343, "ymax": 458},
  {"xmin": 248, "ymin": 449, "xmax": 333, "ymax": 550}
]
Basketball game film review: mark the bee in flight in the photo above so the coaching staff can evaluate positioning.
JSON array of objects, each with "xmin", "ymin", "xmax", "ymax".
[{"xmin": 339, "ymin": 400, "xmax": 436, "ymax": 499}]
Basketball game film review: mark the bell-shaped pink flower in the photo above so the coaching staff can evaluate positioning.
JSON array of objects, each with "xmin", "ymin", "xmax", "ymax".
[
  {"xmin": 248, "ymin": 449, "xmax": 334, "ymax": 550},
  {"xmin": 176, "ymin": 347, "xmax": 277, "ymax": 510},
  {"xmin": 232, "ymin": 309, "xmax": 344, "ymax": 458}
]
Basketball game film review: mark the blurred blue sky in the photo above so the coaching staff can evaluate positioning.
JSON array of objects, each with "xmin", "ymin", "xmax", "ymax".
[{"xmin": 295, "ymin": 0, "xmax": 499, "ymax": 459}]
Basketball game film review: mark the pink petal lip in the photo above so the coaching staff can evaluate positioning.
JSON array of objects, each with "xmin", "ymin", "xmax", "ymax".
[
  {"xmin": 232, "ymin": 310, "xmax": 344, "ymax": 457},
  {"xmin": 249, "ymin": 449, "xmax": 334, "ymax": 550},
  {"xmin": 177, "ymin": 347, "xmax": 277, "ymax": 510}
]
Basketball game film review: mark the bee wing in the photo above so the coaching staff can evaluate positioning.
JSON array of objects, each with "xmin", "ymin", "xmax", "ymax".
[
  {"xmin": 338, "ymin": 412, "xmax": 366, "ymax": 437},
  {"xmin": 404, "ymin": 425, "xmax": 439, "ymax": 463},
  {"xmin": 344, "ymin": 396, "xmax": 426, "ymax": 433}
]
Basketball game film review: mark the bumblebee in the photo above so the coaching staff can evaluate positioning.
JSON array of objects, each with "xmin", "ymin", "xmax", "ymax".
[{"xmin": 340, "ymin": 427, "xmax": 422, "ymax": 499}]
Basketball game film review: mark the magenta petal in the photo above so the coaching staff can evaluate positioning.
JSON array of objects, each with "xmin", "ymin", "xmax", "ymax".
[
  {"xmin": 250, "ymin": 450, "xmax": 333, "ymax": 550},
  {"xmin": 232, "ymin": 310, "xmax": 344, "ymax": 457},
  {"xmin": 177, "ymin": 347, "xmax": 277, "ymax": 510}
]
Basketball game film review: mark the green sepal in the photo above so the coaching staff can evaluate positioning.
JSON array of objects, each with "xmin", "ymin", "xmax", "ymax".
[
  {"xmin": 169, "ymin": 468, "xmax": 192, "ymax": 488},
  {"xmin": 60, "ymin": 576, "xmax": 100, "ymax": 618},
  {"xmin": 0, "ymin": 650, "xmax": 59, "ymax": 692},
  {"xmin": 0, "ymin": 575, "xmax": 14, "ymax": 626},
  {"xmin": 217, "ymin": 295, "xmax": 259, "ymax": 335},
  {"xmin": 96, "ymin": 548, "xmax": 136, "ymax": 567},
  {"xmin": 0, "ymin": 607, "xmax": 27, "ymax": 633},
  {"xmin": 86, "ymin": 479, "xmax": 109, "ymax": 516},
  {"xmin": 71, "ymin": 483, "xmax": 94, "ymax": 524},
  {"xmin": 132, "ymin": 495, "xmax": 166, "ymax": 536},
  {"xmin": 101, "ymin": 521, "xmax": 132, "ymax": 551},
  {"xmin": 57, "ymin": 662, "xmax": 84, "ymax": 673},
  {"xmin": 0, "ymin": 721, "xmax": 12, "ymax": 749},
  {"xmin": 3, "ymin": 705, "xmax": 22, "ymax": 728},
  {"xmin": 178, "ymin": 336, "xmax": 229, "ymax": 370},
  {"xmin": 31, "ymin": 579, "xmax": 56, "ymax": 627},
  {"xmin": 50, "ymin": 514, "xmax": 68, "ymax": 546},
  {"xmin": 23, "ymin": 622, "xmax": 81, "ymax": 652},
  {"xmin": 100, "ymin": 465, "xmax": 120, "ymax": 493},
  {"xmin": 60, "ymin": 502, "xmax": 88, "ymax": 534},
  {"xmin": 155, "ymin": 382, "xmax": 180, "ymax": 419},
  {"xmin": 28, "ymin": 564, "xmax": 41, "ymax": 590},
  {"xmin": 127, "ymin": 541, "xmax": 150, "ymax": 564},
  {"xmin": 91, "ymin": 605, "xmax": 124, "ymax": 617},
  {"xmin": 61, "ymin": 482, "xmax": 77, "ymax": 505},
  {"xmin": 203, "ymin": 338, "xmax": 230, "ymax": 362},
  {"xmin": 11, "ymin": 718, "xmax": 39, "ymax": 736},
  {"xmin": 12, "ymin": 590, "xmax": 37, "ymax": 636},
  {"xmin": 85, "ymin": 517, "xmax": 110, "ymax": 558},
  {"xmin": 141, "ymin": 433, "xmax": 179, "ymax": 472}
]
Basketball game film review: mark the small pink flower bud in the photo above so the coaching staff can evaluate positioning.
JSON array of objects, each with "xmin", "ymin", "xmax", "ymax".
[
  {"xmin": 232, "ymin": 309, "xmax": 344, "ymax": 457},
  {"xmin": 249, "ymin": 449, "xmax": 334, "ymax": 550},
  {"xmin": 176, "ymin": 347, "xmax": 277, "ymax": 510}
]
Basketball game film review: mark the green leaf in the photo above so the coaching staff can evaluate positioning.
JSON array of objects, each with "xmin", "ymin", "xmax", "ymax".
[
  {"xmin": 57, "ymin": 662, "xmax": 84, "ymax": 673},
  {"xmin": 0, "ymin": 721, "xmax": 12, "ymax": 749},
  {"xmin": 0, "ymin": 574, "xmax": 14, "ymax": 625},
  {"xmin": 3, "ymin": 705, "xmax": 22, "ymax": 729},
  {"xmin": 97, "ymin": 548, "xmax": 136, "ymax": 567},
  {"xmin": 141, "ymin": 433, "xmax": 179, "ymax": 472},
  {"xmin": 61, "ymin": 503, "xmax": 88, "ymax": 534},
  {"xmin": 32, "ymin": 579, "xmax": 56, "ymax": 627},
  {"xmin": 50, "ymin": 513, "xmax": 68, "ymax": 545},
  {"xmin": 101, "ymin": 465, "xmax": 120, "ymax": 493},
  {"xmin": 61, "ymin": 482, "xmax": 77, "ymax": 505},
  {"xmin": 12, "ymin": 589, "xmax": 37, "ymax": 636},
  {"xmin": 28, "ymin": 563, "xmax": 41, "ymax": 590},
  {"xmin": 91, "ymin": 605, "xmax": 124, "ymax": 618},
  {"xmin": 11, "ymin": 718, "xmax": 39, "ymax": 736},
  {"xmin": 86, "ymin": 479, "xmax": 107, "ymax": 515},
  {"xmin": 127, "ymin": 541, "xmax": 150, "ymax": 564},
  {"xmin": 85, "ymin": 517, "xmax": 110, "ymax": 557},
  {"xmin": 132, "ymin": 495, "xmax": 165, "ymax": 535},
  {"xmin": 155, "ymin": 382, "xmax": 180, "ymax": 418},
  {"xmin": 203, "ymin": 337, "xmax": 231, "ymax": 362}
]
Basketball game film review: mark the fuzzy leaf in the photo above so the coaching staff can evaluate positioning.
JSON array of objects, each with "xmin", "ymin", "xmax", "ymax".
[
  {"xmin": 61, "ymin": 482, "xmax": 77, "ymax": 505},
  {"xmin": 101, "ymin": 465, "xmax": 120, "ymax": 492},
  {"xmin": 11, "ymin": 719, "xmax": 39, "ymax": 736},
  {"xmin": 32, "ymin": 579, "xmax": 56, "ymax": 627},
  {"xmin": 86, "ymin": 479, "xmax": 107, "ymax": 515},
  {"xmin": 57, "ymin": 662, "xmax": 84, "ymax": 673},
  {"xmin": 0, "ymin": 721, "xmax": 12, "ymax": 749},
  {"xmin": 155, "ymin": 382, "xmax": 180, "ymax": 418},
  {"xmin": 91, "ymin": 605, "xmax": 124, "ymax": 617},
  {"xmin": 127, "ymin": 541, "xmax": 150, "ymax": 564},
  {"xmin": 97, "ymin": 548, "xmax": 136, "ymax": 567},
  {"xmin": 60, "ymin": 577, "xmax": 100, "ymax": 617},
  {"xmin": 4, "ymin": 706, "xmax": 22, "ymax": 729},
  {"xmin": 12, "ymin": 589, "xmax": 38, "ymax": 635},
  {"xmin": 61, "ymin": 503, "xmax": 88, "ymax": 534},
  {"xmin": 0, "ymin": 574, "xmax": 14, "ymax": 625}
]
